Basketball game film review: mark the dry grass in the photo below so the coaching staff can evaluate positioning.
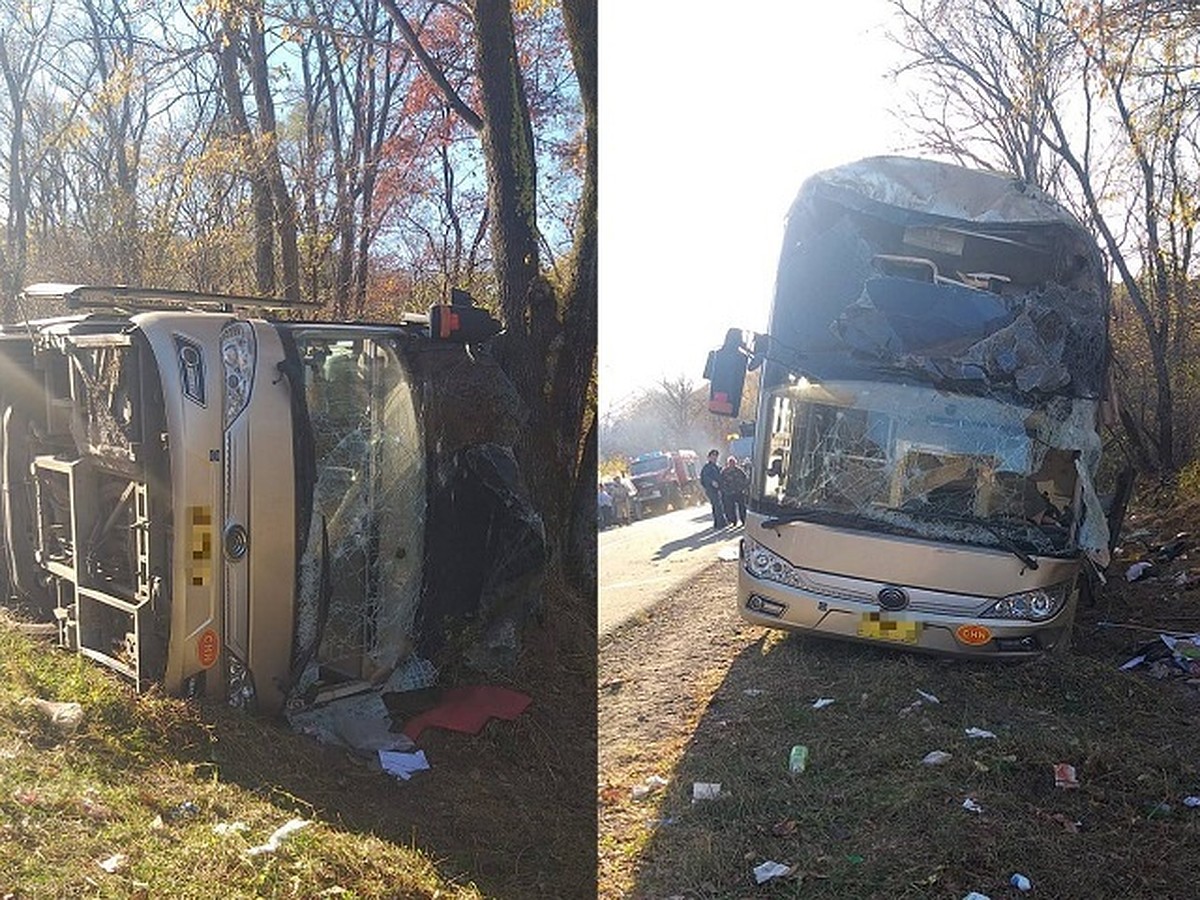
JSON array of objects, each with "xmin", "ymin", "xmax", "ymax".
[
  {"xmin": 599, "ymin": 522, "xmax": 1200, "ymax": 899},
  {"xmin": 0, "ymin": 577, "xmax": 595, "ymax": 899}
]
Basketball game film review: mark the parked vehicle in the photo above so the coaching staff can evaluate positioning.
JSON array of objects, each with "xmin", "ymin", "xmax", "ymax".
[
  {"xmin": 0, "ymin": 283, "xmax": 506, "ymax": 713},
  {"xmin": 628, "ymin": 450, "xmax": 701, "ymax": 517},
  {"xmin": 706, "ymin": 157, "xmax": 1126, "ymax": 657}
]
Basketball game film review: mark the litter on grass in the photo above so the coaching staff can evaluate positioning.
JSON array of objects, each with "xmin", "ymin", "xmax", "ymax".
[
  {"xmin": 1011, "ymin": 873, "xmax": 1032, "ymax": 891},
  {"xmin": 1184, "ymin": 796, "xmax": 1200, "ymax": 808},
  {"xmin": 213, "ymin": 821, "xmax": 250, "ymax": 836},
  {"xmin": 922, "ymin": 750, "xmax": 952, "ymax": 766},
  {"xmin": 962, "ymin": 798, "xmax": 984, "ymax": 814},
  {"xmin": 916, "ymin": 689, "xmax": 940, "ymax": 704},
  {"xmin": 97, "ymin": 854, "xmax": 127, "ymax": 874},
  {"xmin": 963, "ymin": 893, "xmax": 991, "ymax": 900},
  {"xmin": 812, "ymin": 697, "xmax": 835, "ymax": 709},
  {"xmin": 964, "ymin": 727, "xmax": 996, "ymax": 739},
  {"xmin": 753, "ymin": 860, "xmax": 792, "ymax": 884},
  {"xmin": 378, "ymin": 748, "xmax": 430, "ymax": 781},
  {"xmin": 21, "ymin": 698, "xmax": 84, "ymax": 734},
  {"xmin": 245, "ymin": 818, "xmax": 311, "ymax": 856},
  {"xmin": 1054, "ymin": 763, "xmax": 1080, "ymax": 789},
  {"xmin": 692, "ymin": 782, "xmax": 722, "ymax": 802},
  {"xmin": 1126, "ymin": 561, "xmax": 1153, "ymax": 582},
  {"xmin": 631, "ymin": 774, "xmax": 670, "ymax": 801},
  {"xmin": 788, "ymin": 745, "xmax": 809, "ymax": 774}
]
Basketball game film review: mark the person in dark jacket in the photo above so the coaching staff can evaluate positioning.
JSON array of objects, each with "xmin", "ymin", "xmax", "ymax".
[
  {"xmin": 700, "ymin": 449, "xmax": 727, "ymax": 529},
  {"xmin": 720, "ymin": 455, "xmax": 749, "ymax": 526}
]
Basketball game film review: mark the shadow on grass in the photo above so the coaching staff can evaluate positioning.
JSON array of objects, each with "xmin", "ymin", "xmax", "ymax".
[
  {"xmin": 625, "ymin": 627, "xmax": 1200, "ymax": 899},
  {"xmin": 208, "ymin": 630, "xmax": 597, "ymax": 899}
]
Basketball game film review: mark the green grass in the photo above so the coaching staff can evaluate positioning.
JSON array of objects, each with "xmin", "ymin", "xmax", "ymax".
[{"xmin": 0, "ymin": 628, "xmax": 513, "ymax": 900}]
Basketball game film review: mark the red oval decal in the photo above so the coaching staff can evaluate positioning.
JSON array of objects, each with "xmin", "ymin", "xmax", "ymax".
[
  {"xmin": 956, "ymin": 624, "xmax": 992, "ymax": 646},
  {"xmin": 197, "ymin": 628, "xmax": 220, "ymax": 668}
]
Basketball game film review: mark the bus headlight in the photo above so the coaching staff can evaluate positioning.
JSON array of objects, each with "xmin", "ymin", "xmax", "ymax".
[
  {"xmin": 220, "ymin": 322, "xmax": 256, "ymax": 429},
  {"xmin": 744, "ymin": 537, "xmax": 807, "ymax": 589},
  {"xmin": 982, "ymin": 582, "xmax": 1071, "ymax": 621}
]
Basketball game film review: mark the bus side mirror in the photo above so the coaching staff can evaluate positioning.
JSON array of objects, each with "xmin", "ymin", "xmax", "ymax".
[
  {"xmin": 705, "ymin": 330, "xmax": 748, "ymax": 417},
  {"xmin": 429, "ymin": 304, "xmax": 503, "ymax": 343}
]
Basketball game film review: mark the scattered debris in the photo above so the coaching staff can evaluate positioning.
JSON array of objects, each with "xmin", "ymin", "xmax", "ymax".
[
  {"xmin": 922, "ymin": 750, "xmax": 952, "ymax": 766},
  {"xmin": 163, "ymin": 801, "xmax": 200, "ymax": 823},
  {"xmin": 20, "ymin": 698, "xmax": 84, "ymax": 734},
  {"xmin": 899, "ymin": 700, "xmax": 924, "ymax": 716},
  {"xmin": 812, "ymin": 697, "xmax": 835, "ymax": 709},
  {"xmin": 743, "ymin": 688, "xmax": 765, "ymax": 697},
  {"xmin": 692, "ymin": 782, "xmax": 722, "ymax": 802},
  {"xmin": 1126, "ymin": 561, "xmax": 1154, "ymax": 582},
  {"xmin": 378, "ymin": 749, "xmax": 431, "ymax": 781},
  {"xmin": 245, "ymin": 818, "xmax": 311, "ymax": 856},
  {"xmin": 1050, "ymin": 812, "xmax": 1081, "ymax": 832},
  {"xmin": 961, "ymin": 798, "xmax": 984, "ymax": 814},
  {"xmin": 916, "ymin": 689, "xmax": 940, "ymax": 704},
  {"xmin": 964, "ymin": 727, "xmax": 996, "ymax": 740},
  {"xmin": 788, "ymin": 745, "xmax": 809, "ymax": 774},
  {"xmin": 97, "ymin": 854, "xmax": 127, "ymax": 874},
  {"xmin": 79, "ymin": 795, "xmax": 112, "ymax": 821},
  {"xmin": 717, "ymin": 546, "xmax": 740, "ymax": 562},
  {"xmin": 1184, "ymin": 796, "xmax": 1200, "ymax": 808},
  {"xmin": 753, "ymin": 860, "xmax": 793, "ymax": 885},
  {"xmin": 631, "ymin": 774, "xmax": 669, "ymax": 801},
  {"xmin": 1054, "ymin": 763, "xmax": 1080, "ymax": 789},
  {"xmin": 1010, "ymin": 873, "xmax": 1032, "ymax": 891},
  {"xmin": 1117, "ymin": 633, "xmax": 1200, "ymax": 684},
  {"xmin": 1173, "ymin": 570, "xmax": 1200, "ymax": 590},
  {"xmin": 771, "ymin": 818, "xmax": 798, "ymax": 837},
  {"xmin": 962, "ymin": 893, "xmax": 991, "ymax": 900},
  {"xmin": 400, "ymin": 685, "xmax": 531, "ymax": 740},
  {"xmin": 213, "ymin": 821, "xmax": 250, "ymax": 836}
]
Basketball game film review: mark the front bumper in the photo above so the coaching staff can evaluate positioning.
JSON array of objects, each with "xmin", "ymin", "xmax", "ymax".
[{"xmin": 737, "ymin": 551, "xmax": 1076, "ymax": 658}]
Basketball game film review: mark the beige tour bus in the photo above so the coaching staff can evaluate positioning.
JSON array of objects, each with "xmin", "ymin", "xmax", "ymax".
[
  {"xmin": 706, "ymin": 157, "xmax": 1125, "ymax": 657},
  {"xmin": 0, "ymin": 283, "xmax": 498, "ymax": 712}
]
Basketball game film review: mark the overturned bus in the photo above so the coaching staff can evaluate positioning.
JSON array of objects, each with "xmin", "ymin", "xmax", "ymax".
[
  {"xmin": 0, "ymin": 283, "xmax": 532, "ymax": 713},
  {"xmin": 706, "ymin": 157, "xmax": 1123, "ymax": 657}
]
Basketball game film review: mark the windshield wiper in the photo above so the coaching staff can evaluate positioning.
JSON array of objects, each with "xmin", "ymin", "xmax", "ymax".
[{"xmin": 885, "ymin": 506, "xmax": 1040, "ymax": 570}]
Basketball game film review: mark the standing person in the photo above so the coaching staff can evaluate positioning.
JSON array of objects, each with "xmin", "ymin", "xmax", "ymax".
[
  {"xmin": 721, "ymin": 455, "xmax": 749, "ymax": 527},
  {"xmin": 608, "ymin": 478, "xmax": 631, "ymax": 525},
  {"xmin": 700, "ymin": 449, "xmax": 727, "ymax": 529},
  {"xmin": 598, "ymin": 483, "xmax": 615, "ymax": 530}
]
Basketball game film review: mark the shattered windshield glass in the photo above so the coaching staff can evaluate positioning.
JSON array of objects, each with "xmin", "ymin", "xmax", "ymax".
[
  {"xmin": 289, "ymin": 331, "xmax": 425, "ymax": 682},
  {"xmin": 757, "ymin": 378, "xmax": 1100, "ymax": 557}
]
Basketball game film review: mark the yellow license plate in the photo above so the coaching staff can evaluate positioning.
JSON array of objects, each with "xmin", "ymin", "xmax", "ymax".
[{"xmin": 858, "ymin": 612, "xmax": 922, "ymax": 644}]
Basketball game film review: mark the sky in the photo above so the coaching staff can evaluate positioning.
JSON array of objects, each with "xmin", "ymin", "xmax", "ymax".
[{"xmin": 598, "ymin": 2, "xmax": 907, "ymax": 416}]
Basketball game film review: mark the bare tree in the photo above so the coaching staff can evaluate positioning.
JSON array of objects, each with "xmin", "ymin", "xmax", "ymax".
[{"xmin": 891, "ymin": 0, "xmax": 1200, "ymax": 471}]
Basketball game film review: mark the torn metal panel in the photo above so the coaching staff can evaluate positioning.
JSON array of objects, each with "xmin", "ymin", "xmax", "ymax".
[{"xmin": 771, "ymin": 156, "xmax": 1108, "ymax": 401}]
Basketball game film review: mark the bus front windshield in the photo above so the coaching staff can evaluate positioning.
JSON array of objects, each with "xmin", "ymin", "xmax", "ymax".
[
  {"xmin": 756, "ymin": 378, "xmax": 1101, "ymax": 557},
  {"xmin": 288, "ymin": 330, "xmax": 425, "ymax": 682}
]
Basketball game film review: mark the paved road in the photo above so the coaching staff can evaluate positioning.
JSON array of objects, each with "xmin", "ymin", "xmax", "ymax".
[{"xmin": 598, "ymin": 504, "xmax": 742, "ymax": 636}]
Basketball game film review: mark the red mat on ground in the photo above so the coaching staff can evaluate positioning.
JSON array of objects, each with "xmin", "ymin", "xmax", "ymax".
[{"xmin": 401, "ymin": 685, "xmax": 532, "ymax": 740}]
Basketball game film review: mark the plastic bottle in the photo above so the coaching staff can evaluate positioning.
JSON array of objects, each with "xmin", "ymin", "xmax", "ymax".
[{"xmin": 788, "ymin": 744, "xmax": 809, "ymax": 774}]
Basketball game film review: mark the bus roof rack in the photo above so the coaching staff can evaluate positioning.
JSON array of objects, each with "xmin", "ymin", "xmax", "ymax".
[{"xmin": 21, "ymin": 283, "xmax": 323, "ymax": 312}]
